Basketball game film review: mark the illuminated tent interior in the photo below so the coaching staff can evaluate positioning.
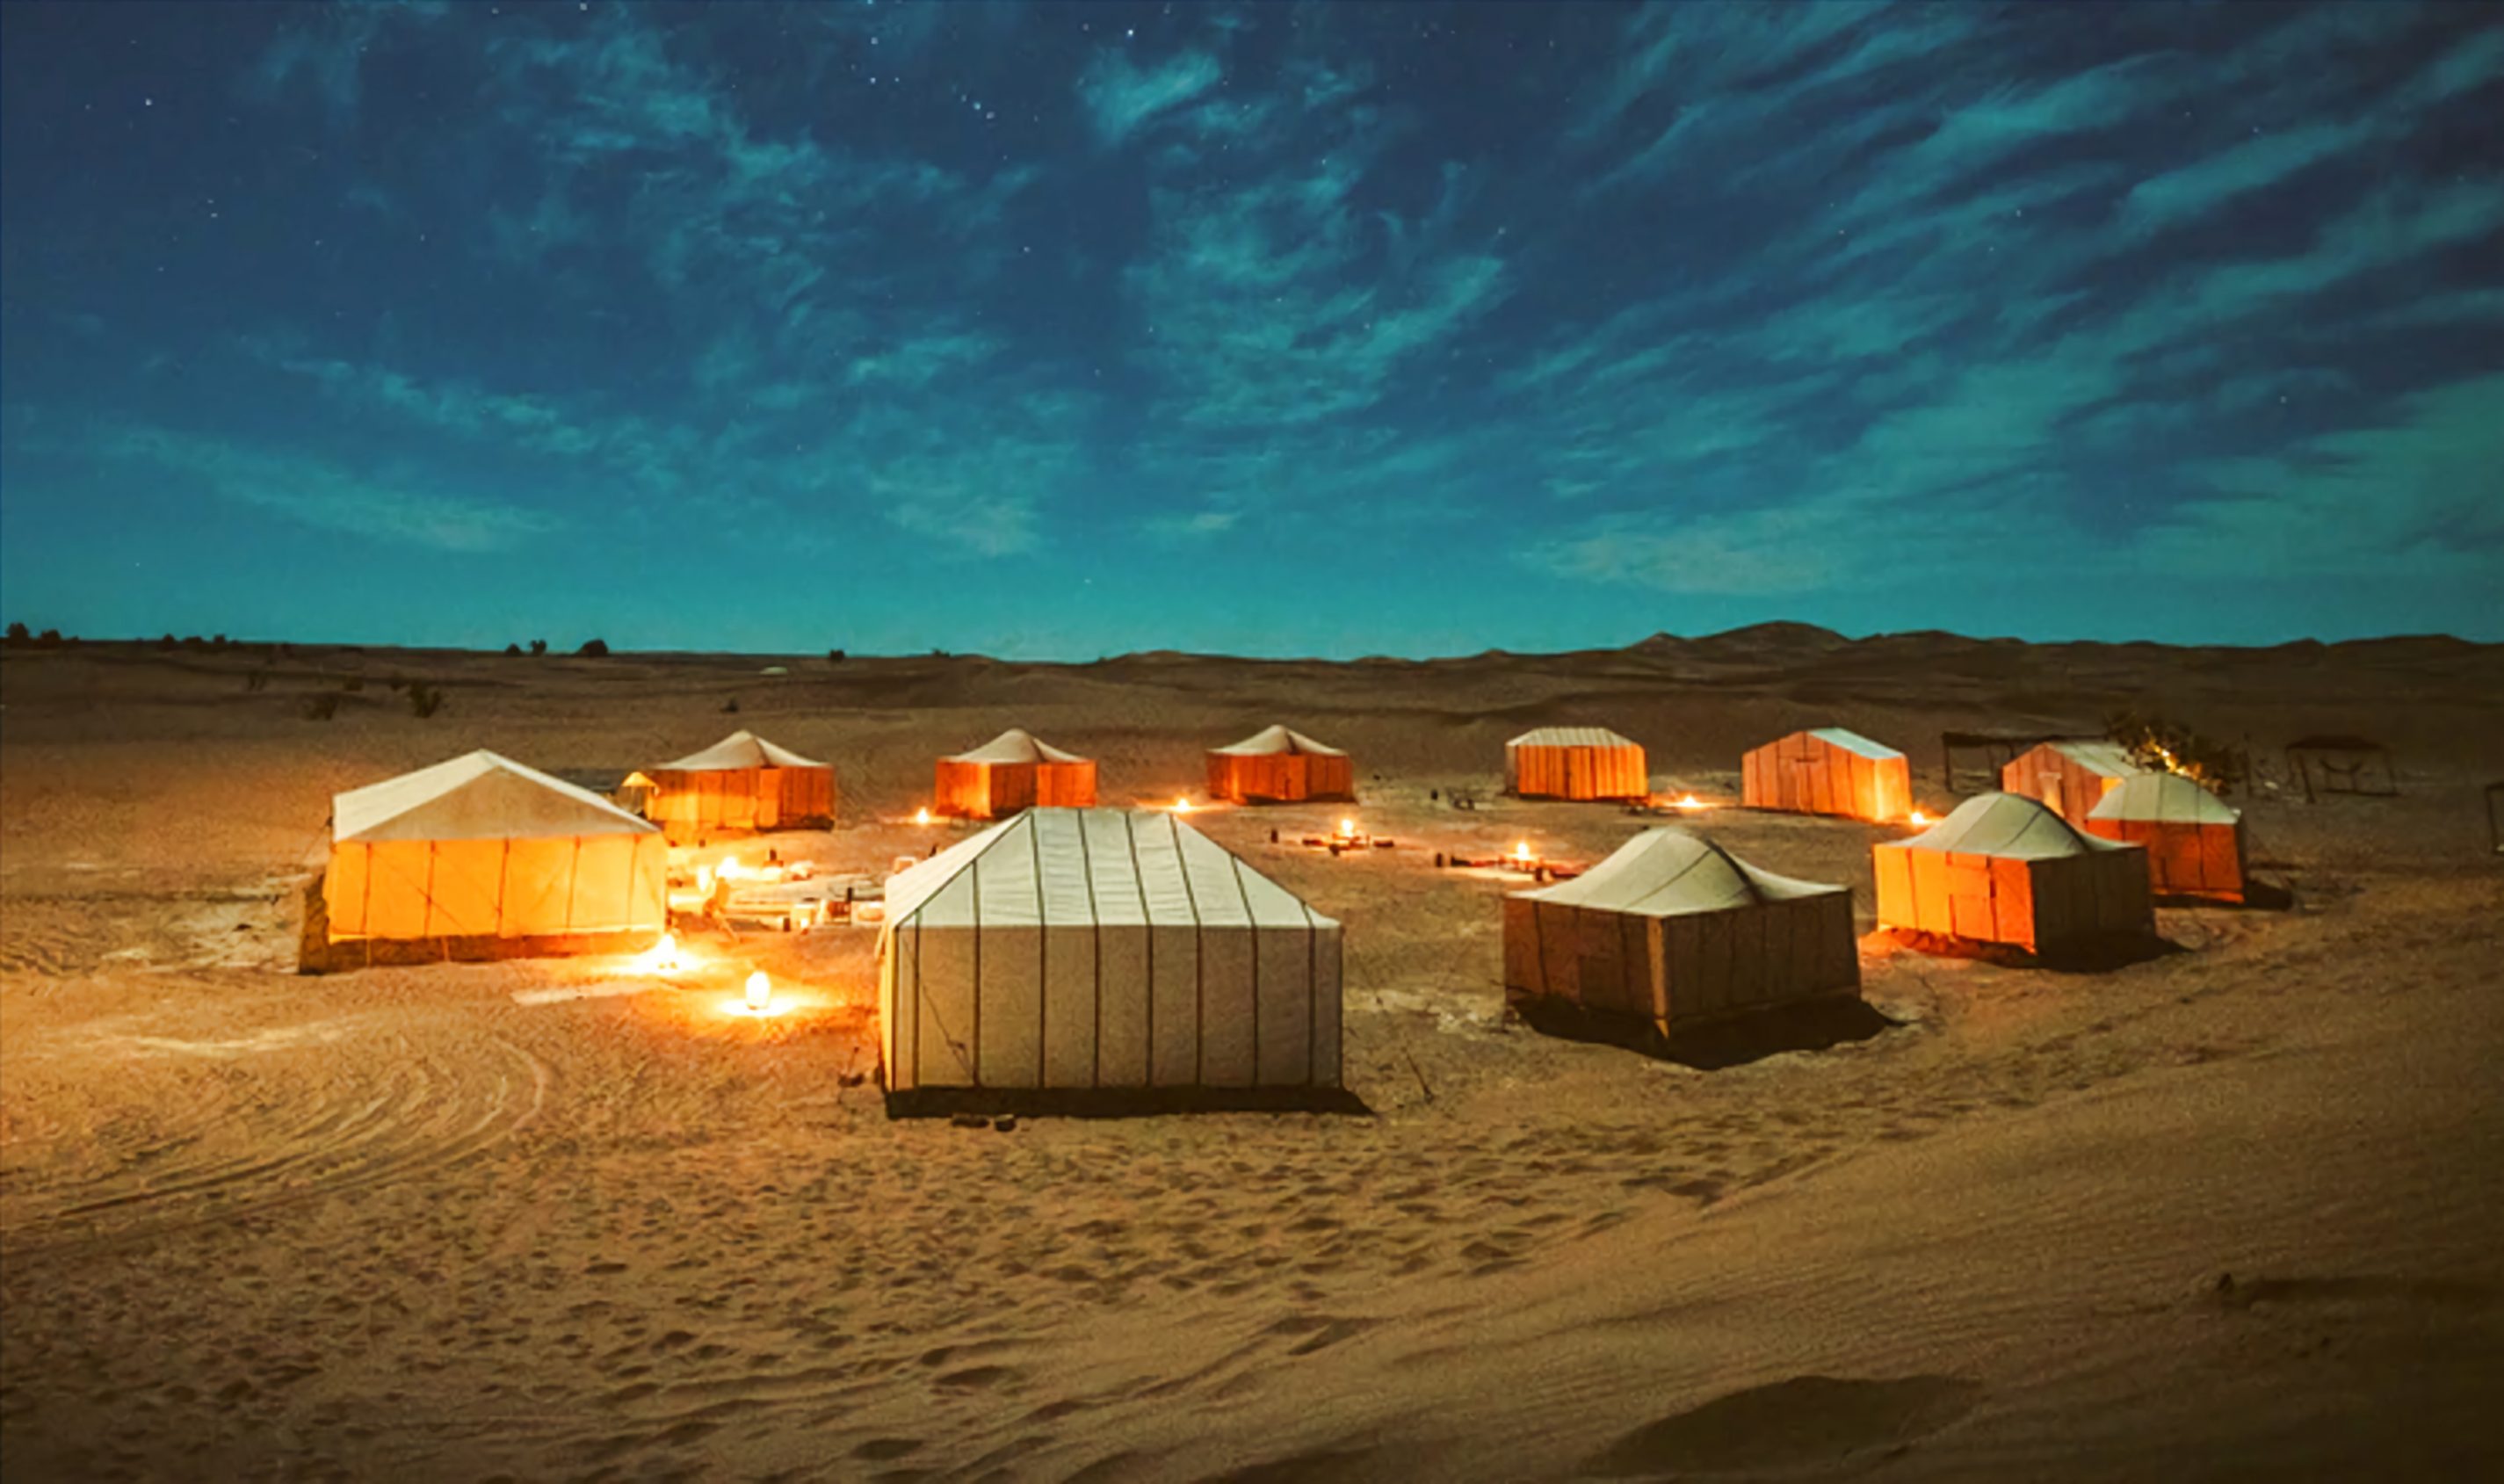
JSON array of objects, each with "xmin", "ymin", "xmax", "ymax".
[
  {"xmin": 934, "ymin": 728, "xmax": 1097, "ymax": 819},
  {"xmin": 321, "ymin": 750, "xmax": 667, "ymax": 955},
  {"xmin": 642, "ymin": 730, "xmax": 835, "ymax": 843},
  {"xmin": 1741, "ymin": 728, "xmax": 1914, "ymax": 821},
  {"xmin": 1205, "ymin": 724, "xmax": 1355, "ymax": 804},
  {"xmin": 2000, "ymin": 739, "xmax": 2143, "ymax": 822},
  {"xmin": 879, "ymin": 808, "xmax": 1342, "ymax": 1096},
  {"xmin": 1505, "ymin": 726, "xmax": 1648, "ymax": 801},
  {"xmin": 2085, "ymin": 772, "xmax": 2247, "ymax": 902},
  {"xmin": 1873, "ymin": 792, "xmax": 2152, "ymax": 953},
  {"xmin": 1503, "ymin": 828, "xmax": 1859, "ymax": 1040}
]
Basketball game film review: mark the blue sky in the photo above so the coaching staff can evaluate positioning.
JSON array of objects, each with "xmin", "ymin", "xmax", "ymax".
[{"xmin": 2, "ymin": 0, "xmax": 2498, "ymax": 657}]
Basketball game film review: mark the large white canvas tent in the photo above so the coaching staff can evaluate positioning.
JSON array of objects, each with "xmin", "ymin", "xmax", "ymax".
[
  {"xmin": 644, "ymin": 730, "xmax": 834, "ymax": 843},
  {"xmin": 1505, "ymin": 727, "xmax": 1648, "ymax": 801},
  {"xmin": 322, "ymin": 750, "xmax": 667, "ymax": 953},
  {"xmin": 1504, "ymin": 829, "xmax": 1859, "ymax": 1039},
  {"xmin": 2001, "ymin": 740, "xmax": 2141, "ymax": 822},
  {"xmin": 879, "ymin": 809, "xmax": 1341, "ymax": 1097},
  {"xmin": 935, "ymin": 728, "xmax": 1097, "ymax": 818},
  {"xmin": 1205, "ymin": 724, "xmax": 1354, "ymax": 803},
  {"xmin": 2085, "ymin": 772, "xmax": 2247, "ymax": 902},
  {"xmin": 1873, "ymin": 792, "xmax": 2152, "ymax": 953}
]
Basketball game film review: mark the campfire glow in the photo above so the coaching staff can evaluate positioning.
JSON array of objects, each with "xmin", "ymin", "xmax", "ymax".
[
  {"xmin": 1674, "ymin": 793, "xmax": 1706, "ymax": 811},
  {"xmin": 744, "ymin": 971, "xmax": 771, "ymax": 1013},
  {"xmin": 633, "ymin": 931, "xmax": 687, "ymax": 976},
  {"xmin": 1337, "ymin": 817, "xmax": 1357, "ymax": 837},
  {"xmin": 695, "ymin": 865, "xmax": 713, "ymax": 894},
  {"xmin": 1513, "ymin": 840, "xmax": 1535, "ymax": 865},
  {"xmin": 914, "ymin": 807, "xmax": 932, "ymax": 827},
  {"xmin": 1174, "ymin": 797, "xmax": 1196, "ymax": 814},
  {"xmin": 1907, "ymin": 808, "xmax": 1934, "ymax": 827}
]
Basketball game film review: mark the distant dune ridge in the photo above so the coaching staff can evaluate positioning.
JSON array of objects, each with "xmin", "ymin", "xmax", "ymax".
[{"xmin": 2, "ymin": 626, "xmax": 2500, "ymax": 1480}]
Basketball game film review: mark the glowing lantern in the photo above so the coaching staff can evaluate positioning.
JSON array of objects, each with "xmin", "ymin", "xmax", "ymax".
[
  {"xmin": 744, "ymin": 971, "xmax": 771, "ymax": 1013},
  {"xmin": 1338, "ymin": 817, "xmax": 1357, "ymax": 837},
  {"xmin": 696, "ymin": 865, "xmax": 714, "ymax": 894},
  {"xmin": 1174, "ymin": 798, "xmax": 1196, "ymax": 814},
  {"xmin": 1907, "ymin": 809, "xmax": 1934, "ymax": 827},
  {"xmin": 656, "ymin": 932, "xmax": 679, "ymax": 972},
  {"xmin": 1675, "ymin": 793, "xmax": 1704, "ymax": 811},
  {"xmin": 1513, "ymin": 841, "xmax": 1534, "ymax": 865},
  {"xmin": 915, "ymin": 807, "xmax": 932, "ymax": 827}
]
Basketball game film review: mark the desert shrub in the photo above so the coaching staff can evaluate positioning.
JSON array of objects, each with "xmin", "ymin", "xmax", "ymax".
[
  {"xmin": 302, "ymin": 693, "xmax": 341, "ymax": 721},
  {"xmin": 211, "ymin": 633, "xmax": 228, "ymax": 650},
  {"xmin": 34, "ymin": 628, "xmax": 63, "ymax": 649},
  {"xmin": 529, "ymin": 639, "xmax": 547, "ymax": 655},
  {"xmin": 576, "ymin": 638, "xmax": 610, "ymax": 657},
  {"xmin": 4, "ymin": 622, "xmax": 25, "ymax": 646},
  {"xmin": 2105, "ymin": 709, "xmax": 2244, "ymax": 794},
  {"xmin": 342, "ymin": 674, "xmax": 365, "ymax": 692},
  {"xmin": 181, "ymin": 635, "xmax": 206, "ymax": 651},
  {"xmin": 408, "ymin": 681, "xmax": 446, "ymax": 719},
  {"xmin": 721, "ymin": 697, "xmax": 741, "ymax": 713},
  {"xmin": 156, "ymin": 633, "xmax": 177, "ymax": 651},
  {"xmin": 826, "ymin": 648, "xmax": 847, "ymax": 664},
  {"xmin": 246, "ymin": 669, "xmax": 270, "ymax": 693},
  {"xmin": 504, "ymin": 642, "xmax": 523, "ymax": 656}
]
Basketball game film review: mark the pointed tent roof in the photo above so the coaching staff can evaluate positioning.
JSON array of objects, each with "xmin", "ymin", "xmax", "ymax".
[
  {"xmin": 655, "ymin": 729, "xmax": 826, "ymax": 772},
  {"xmin": 1896, "ymin": 792, "xmax": 2130, "ymax": 859},
  {"xmin": 2039, "ymin": 740, "xmax": 2140, "ymax": 777},
  {"xmin": 1514, "ymin": 828, "xmax": 1843, "ymax": 916},
  {"xmin": 1806, "ymin": 728, "xmax": 1905, "ymax": 761},
  {"xmin": 2088, "ymin": 771, "xmax": 2240, "ymax": 826},
  {"xmin": 882, "ymin": 808, "xmax": 1331, "ymax": 932},
  {"xmin": 1509, "ymin": 726, "xmax": 1638, "ymax": 749},
  {"xmin": 334, "ymin": 750, "xmax": 659, "ymax": 844},
  {"xmin": 948, "ymin": 728, "xmax": 1087, "ymax": 765},
  {"xmin": 1212, "ymin": 724, "xmax": 1346, "ymax": 757}
]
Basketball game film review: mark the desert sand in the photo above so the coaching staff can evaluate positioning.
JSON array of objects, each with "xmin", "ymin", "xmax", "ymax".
[{"xmin": 3, "ymin": 626, "xmax": 2500, "ymax": 1481}]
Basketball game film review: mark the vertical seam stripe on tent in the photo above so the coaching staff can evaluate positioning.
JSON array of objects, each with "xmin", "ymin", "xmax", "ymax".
[
  {"xmin": 1075, "ymin": 809, "xmax": 1102, "ymax": 1090},
  {"xmin": 358, "ymin": 842, "xmax": 374, "ymax": 939},
  {"xmin": 1305, "ymin": 900, "xmax": 1318, "ymax": 1087},
  {"xmin": 1125, "ymin": 811, "xmax": 1154, "ymax": 1085},
  {"xmin": 422, "ymin": 842, "xmax": 439, "ymax": 939},
  {"xmin": 1169, "ymin": 812, "xmax": 1205, "ymax": 1085},
  {"xmin": 495, "ymin": 837, "xmax": 510, "ymax": 937},
  {"xmin": 1031, "ymin": 812, "xmax": 1048, "ymax": 1089},
  {"xmin": 970, "ymin": 852, "xmax": 983, "ymax": 1088},
  {"xmin": 1227, "ymin": 851, "xmax": 1260, "ymax": 1082},
  {"xmin": 564, "ymin": 836, "xmax": 582, "ymax": 934}
]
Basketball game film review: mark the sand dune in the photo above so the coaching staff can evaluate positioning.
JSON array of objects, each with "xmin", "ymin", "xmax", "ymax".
[{"xmin": 3, "ymin": 632, "xmax": 2500, "ymax": 1480}]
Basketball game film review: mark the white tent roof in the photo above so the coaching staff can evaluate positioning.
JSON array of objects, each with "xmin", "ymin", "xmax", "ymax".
[
  {"xmin": 655, "ymin": 729, "xmax": 826, "ymax": 772},
  {"xmin": 1806, "ymin": 728, "xmax": 1904, "ymax": 761},
  {"xmin": 1212, "ymin": 724, "xmax": 1346, "ymax": 757},
  {"xmin": 1509, "ymin": 726, "xmax": 1638, "ymax": 749},
  {"xmin": 334, "ymin": 750, "xmax": 659, "ymax": 844},
  {"xmin": 948, "ymin": 728, "xmax": 1088, "ymax": 765},
  {"xmin": 2088, "ymin": 771, "xmax": 2240, "ymax": 825},
  {"xmin": 1899, "ymin": 792, "xmax": 2129, "ymax": 859},
  {"xmin": 883, "ymin": 808, "xmax": 1331, "ymax": 932},
  {"xmin": 1515, "ymin": 829, "xmax": 1842, "ymax": 916},
  {"xmin": 2041, "ymin": 740, "xmax": 2140, "ymax": 777}
]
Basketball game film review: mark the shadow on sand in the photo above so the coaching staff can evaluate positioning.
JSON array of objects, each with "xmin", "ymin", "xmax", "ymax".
[
  {"xmin": 1877, "ymin": 927, "xmax": 2186, "ymax": 974},
  {"xmin": 883, "ymin": 1085, "xmax": 1375, "ymax": 1121},
  {"xmin": 1514, "ymin": 995, "xmax": 1901, "ymax": 1072}
]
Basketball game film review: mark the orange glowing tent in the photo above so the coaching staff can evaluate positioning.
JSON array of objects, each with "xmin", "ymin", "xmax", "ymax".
[
  {"xmin": 935, "ymin": 728, "xmax": 1096, "ymax": 819},
  {"xmin": 1873, "ymin": 793, "xmax": 2152, "ymax": 953},
  {"xmin": 1999, "ymin": 740, "xmax": 2141, "ymax": 822},
  {"xmin": 1741, "ymin": 728, "xmax": 1913, "ymax": 821},
  {"xmin": 1205, "ymin": 725, "xmax": 1354, "ymax": 804},
  {"xmin": 643, "ymin": 730, "xmax": 834, "ymax": 843},
  {"xmin": 1505, "ymin": 727, "xmax": 1647, "ymax": 801},
  {"xmin": 320, "ymin": 750, "xmax": 667, "ymax": 959},
  {"xmin": 1503, "ymin": 829, "xmax": 1859, "ymax": 1042},
  {"xmin": 2084, "ymin": 772, "xmax": 2246, "ymax": 902}
]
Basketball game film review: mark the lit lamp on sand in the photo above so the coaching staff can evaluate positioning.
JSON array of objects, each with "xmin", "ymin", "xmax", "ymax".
[
  {"xmin": 1674, "ymin": 793, "xmax": 1706, "ymax": 812},
  {"xmin": 1513, "ymin": 840, "xmax": 1536, "ymax": 866},
  {"xmin": 1337, "ymin": 816, "xmax": 1358, "ymax": 839},
  {"xmin": 1907, "ymin": 808, "xmax": 1934, "ymax": 828},
  {"xmin": 1174, "ymin": 798, "xmax": 1196, "ymax": 814},
  {"xmin": 655, "ymin": 932, "xmax": 679, "ymax": 973},
  {"xmin": 745, "ymin": 971, "xmax": 772, "ymax": 1014},
  {"xmin": 914, "ymin": 807, "xmax": 932, "ymax": 827}
]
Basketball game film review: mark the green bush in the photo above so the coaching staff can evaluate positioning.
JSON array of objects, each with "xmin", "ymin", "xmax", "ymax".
[
  {"xmin": 409, "ymin": 682, "xmax": 446, "ymax": 719},
  {"xmin": 2105, "ymin": 710, "xmax": 2243, "ymax": 794}
]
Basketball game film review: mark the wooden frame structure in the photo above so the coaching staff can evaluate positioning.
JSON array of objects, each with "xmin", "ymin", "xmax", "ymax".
[
  {"xmin": 2285, "ymin": 735, "xmax": 2398, "ymax": 802},
  {"xmin": 1940, "ymin": 730, "xmax": 2064, "ymax": 797}
]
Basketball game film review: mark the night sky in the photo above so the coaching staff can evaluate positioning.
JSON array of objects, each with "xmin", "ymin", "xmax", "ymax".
[{"xmin": 3, "ymin": 1, "xmax": 2498, "ymax": 658}]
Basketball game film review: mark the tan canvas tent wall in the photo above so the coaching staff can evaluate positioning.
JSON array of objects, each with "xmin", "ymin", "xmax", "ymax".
[
  {"xmin": 2085, "ymin": 773, "xmax": 2246, "ymax": 902},
  {"xmin": 1741, "ymin": 728, "xmax": 1913, "ymax": 821},
  {"xmin": 644, "ymin": 730, "xmax": 835, "ymax": 843},
  {"xmin": 1873, "ymin": 793, "xmax": 2152, "ymax": 953},
  {"xmin": 322, "ymin": 750, "xmax": 667, "ymax": 952},
  {"xmin": 1205, "ymin": 724, "xmax": 1354, "ymax": 803},
  {"xmin": 1503, "ymin": 829, "xmax": 1859, "ymax": 1039},
  {"xmin": 934, "ymin": 728, "xmax": 1097, "ymax": 819},
  {"xmin": 1505, "ymin": 727, "xmax": 1647, "ymax": 801},
  {"xmin": 879, "ymin": 809, "xmax": 1342, "ymax": 1095},
  {"xmin": 2000, "ymin": 740, "xmax": 2140, "ymax": 822}
]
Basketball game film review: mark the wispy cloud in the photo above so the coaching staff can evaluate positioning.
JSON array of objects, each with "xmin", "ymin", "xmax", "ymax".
[{"xmin": 1079, "ymin": 48, "xmax": 1225, "ymax": 143}]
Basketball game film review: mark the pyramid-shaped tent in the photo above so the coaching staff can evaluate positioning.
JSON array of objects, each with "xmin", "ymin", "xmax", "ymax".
[
  {"xmin": 1506, "ymin": 726, "xmax": 1647, "ymax": 801},
  {"xmin": 323, "ymin": 751, "xmax": 666, "ymax": 952},
  {"xmin": 934, "ymin": 728, "xmax": 1096, "ymax": 818},
  {"xmin": 2085, "ymin": 773, "xmax": 2246, "ymax": 902},
  {"xmin": 879, "ymin": 809, "xmax": 1341, "ymax": 1097},
  {"xmin": 644, "ymin": 729, "xmax": 834, "ymax": 842},
  {"xmin": 1205, "ymin": 724, "xmax": 1354, "ymax": 803},
  {"xmin": 1503, "ymin": 829, "xmax": 1858, "ymax": 1039},
  {"xmin": 1873, "ymin": 793, "xmax": 2151, "ymax": 952}
]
